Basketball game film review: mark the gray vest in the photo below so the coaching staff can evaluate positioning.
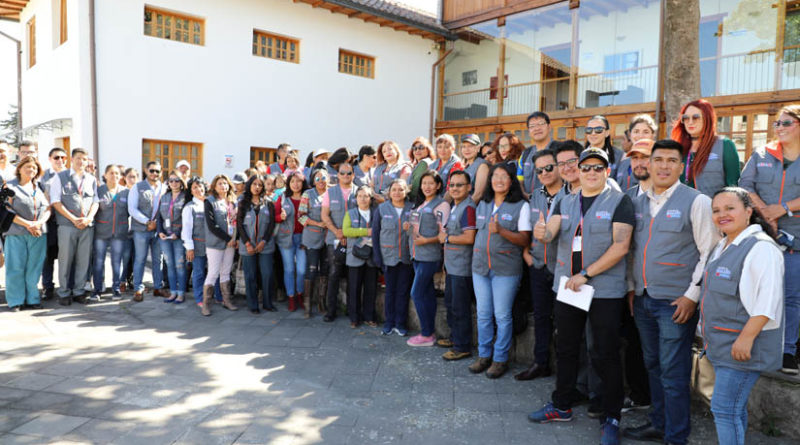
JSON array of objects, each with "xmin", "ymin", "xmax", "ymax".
[
  {"xmin": 632, "ymin": 184, "xmax": 701, "ymax": 300},
  {"xmin": 464, "ymin": 158, "xmax": 487, "ymax": 192},
  {"xmin": 269, "ymin": 162, "xmax": 283, "ymax": 175},
  {"xmin": 5, "ymin": 178, "xmax": 49, "ymax": 237},
  {"xmin": 239, "ymin": 201, "xmax": 271, "ymax": 256},
  {"xmin": 158, "ymin": 192, "xmax": 185, "ymax": 236},
  {"xmin": 326, "ymin": 164, "xmax": 339, "ymax": 185},
  {"xmin": 345, "ymin": 207, "xmax": 372, "ymax": 267},
  {"xmin": 431, "ymin": 154, "xmax": 460, "ymax": 191},
  {"xmin": 528, "ymin": 188, "xmax": 557, "ymax": 273},
  {"xmin": 55, "ymin": 170, "xmax": 96, "ymax": 227},
  {"xmin": 187, "ymin": 200, "xmax": 207, "ymax": 257},
  {"xmin": 553, "ymin": 187, "xmax": 627, "ymax": 298},
  {"xmin": 700, "ymin": 232, "xmax": 783, "ymax": 372},
  {"xmin": 325, "ymin": 185, "xmax": 357, "ymax": 245},
  {"xmin": 301, "ymin": 188, "xmax": 327, "ymax": 249},
  {"xmin": 204, "ymin": 195, "xmax": 234, "ymax": 250},
  {"xmin": 740, "ymin": 145, "xmax": 800, "ymax": 248},
  {"xmin": 276, "ymin": 195, "xmax": 297, "ymax": 249},
  {"xmin": 353, "ymin": 164, "xmax": 371, "ymax": 188},
  {"xmin": 409, "ymin": 197, "xmax": 445, "ymax": 262},
  {"xmin": 607, "ymin": 146, "xmax": 626, "ymax": 183},
  {"xmin": 472, "ymin": 199, "xmax": 526, "ymax": 277},
  {"xmin": 373, "ymin": 162, "xmax": 407, "ymax": 195},
  {"xmin": 693, "ymin": 136, "xmax": 727, "ymax": 197},
  {"xmin": 130, "ymin": 180, "xmax": 161, "ymax": 232},
  {"xmin": 378, "ymin": 201, "xmax": 412, "ymax": 267},
  {"xmin": 444, "ymin": 199, "xmax": 475, "ymax": 277},
  {"xmin": 520, "ymin": 142, "xmax": 556, "ymax": 195},
  {"xmin": 615, "ymin": 157, "xmax": 639, "ymax": 192},
  {"xmin": 95, "ymin": 186, "xmax": 129, "ymax": 240}
]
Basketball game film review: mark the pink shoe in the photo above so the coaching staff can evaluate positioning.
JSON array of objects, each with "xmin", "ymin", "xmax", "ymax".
[{"xmin": 406, "ymin": 334, "xmax": 435, "ymax": 347}]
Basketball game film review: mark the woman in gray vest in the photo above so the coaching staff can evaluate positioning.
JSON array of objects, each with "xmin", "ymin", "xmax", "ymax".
[
  {"xmin": 372, "ymin": 179, "xmax": 413, "ymax": 336},
  {"xmin": 407, "ymin": 137, "xmax": 435, "ymax": 203},
  {"xmin": 343, "ymin": 185, "xmax": 378, "ymax": 328},
  {"xmin": 93, "ymin": 165, "xmax": 130, "ymax": 300},
  {"xmin": 701, "ymin": 187, "xmax": 784, "ymax": 445},
  {"xmin": 157, "ymin": 171, "xmax": 187, "ymax": 303},
  {"xmin": 430, "ymin": 134, "xmax": 463, "ymax": 197},
  {"xmin": 405, "ymin": 171, "xmax": 449, "ymax": 347},
  {"xmin": 237, "ymin": 175, "xmax": 276, "ymax": 314},
  {"xmin": 353, "ymin": 145, "xmax": 376, "ymax": 189},
  {"xmin": 181, "ymin": 177, "xmax": 209, "ymax": 307},
  {"xmin": 4, "ymin": 156, "xmax": 50, "ymax": 311},
  {"xmin": 372, "ymin": 141, "xmax": 411, "ymax": 197},
  {"xmin": 299, "ymin": 169, "xmax": 329, "ymax": 318},
  {"xmin": 274, "ymin": 172, "xmax": 309, "ymax": 312},
  {"xmin": 671, "ymin": 99, "xmax": 740, "ymax": 196},
  {"xmin": 469, "ymin": 163, "xmax": 531, "ymax": 379},
  {"xmin": 460, "ymin": 134, "xmax": 489, "ymax": 204},
  {"xmin": 202, "ymin": 175, "xmax": 239, "ymax": 315},
  {"xmin": 584, "ymin": 115, "xmax": 626, "ymax": 182}
]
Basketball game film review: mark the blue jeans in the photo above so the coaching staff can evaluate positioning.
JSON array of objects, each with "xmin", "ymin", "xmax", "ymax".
[
  {"xmin": 159, "ymin": 238, "xmax": 186, "ymax": 296},
  {"xmin": 634, "ymin": 294, "xmax": 698, "ymax": 444},
  {"xmin": 4, "ymin": 234, "xmax": 47, "ymax": 307},
  {"xmin": 411, "ymin": 260, "xmax": 439, "ymax": 337},
  {"xmin": 444, "ymin": 274, "xmax": 473, "ymax": 353},
  {"xmin": 279, "ymin": 233, "xmax": 306, "ymax": 296},
  {"xmin": 710, "ymin": 365, "xmax": 760, "ymax": 445},
  {"xmin": 243, "ymin": 253, "xmax": 274, "ymax": 310},
  {"xmin": 384, "ymin": 263, "xmax": 413, "ymax": 331},
  {"xmin": 133, "ymin": 230, "xmax": 163, "ymax": 292},
  {"xmin": 191, "ymin": 254, "xmax": 207, "ymax": 304},
  {"xmin": 473, "ymin": 271, "xmax": 521, "ymax": 363},
  {"xmin": 93, "ymin": 237, "xmax": 128, "ymax": 293},
  {"xmin": 784, "ymin": 250, "xmax": 800, "ymax": 355}
]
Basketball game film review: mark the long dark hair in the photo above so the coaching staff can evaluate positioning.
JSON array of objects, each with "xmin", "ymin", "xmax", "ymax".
[
  {"xmin": 414, "ymin": 170, "xmax": 443, "ymax": 207},
  {"xmin": 184, "ymin": 176, "xmax": 207, "ymax": 204},
  {"xmin": 481, "ymin": 163, "xmax": 525, "ymax": 204},
  {"xmin": 283, "ymin": 171, "xmax": 309, "ymax": 198},
  {"xmin": 585, "ymin": 115, "xmax": 616, "ymax": 166},
  {"xmin": 712, "ymin": 186, "xmax": 776, "ymax": 238},
  {"xmin": 238, "ymin": 174, "xmax": 265, "ymax": 219}
]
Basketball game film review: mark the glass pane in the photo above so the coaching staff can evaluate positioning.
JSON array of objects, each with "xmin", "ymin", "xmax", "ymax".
[
  {"xmin": 557, "ymin": 127, "xmax": 567, "ymax": 139},
  {"xmin": 142, "ymin": 141, "xmax": 150, "ymax": 154},
  {"xmin": 194, "ymin": 34, "xmax": 200, "ymax": 45},
  {"xmin": 717, "ymin": 116, "xmax": 731, "ymax": 133},
  {"xmin": 731, "ymin": 134, "xmax": 746, "ymax": 164},
  {"xmin": 732, "ymin": 115, "xmax": 747, "ymax": 132},
  {"xmin": 144, "ymin": 23, "xmax": 152, "ymax": 35},
  {"xmin": 194, "ymin": 22, "xmax": 201, "ymax": 33},
  {"xmin": 163, "ymin": 145, "xmax": 170, "ymax": 156},
  {"xmin": 155, "ymin": 144, "xmax": 161, "ymax": 156},
  {"xmin": 752, "ymin": 132, "xmax": 767, "ymax": 154},
  {"xmin": 157, "ymin": 14, "xmax": 162, "ymax": 25},
  {"xmin": 192, "ymin": 146, "xmax": 198, "ymax": 156},
  {"xmin": 753, "ymin": 114, "xmax": 768, "ymax": 131},
  {"xmin": 577, "ymin": 0, "xmax": 661, "ymax": 108}
]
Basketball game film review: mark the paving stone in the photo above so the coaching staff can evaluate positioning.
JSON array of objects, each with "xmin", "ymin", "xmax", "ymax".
[
  {"xmin": 0, "ymin": 408, "xmax": 39, "ymax": 433},
  {"xmin": 11, "ymin": 413, "xmax": 90, "ymax": 437},
  {"xmin": 6, "ymin": 374, "xmax": 66, "ymax": 392}
]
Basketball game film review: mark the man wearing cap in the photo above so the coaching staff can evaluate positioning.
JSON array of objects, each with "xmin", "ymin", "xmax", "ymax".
[
  {"xmin": 269, "ymin": 143, "xmax": 291, "ymax": 175},
  {"xmin": 128, "ymin": 161, "xmax": 167, "ymax": 301},
  {"xmin": 176, "ymin": 160, "xmax": 191, "ymax": 182},
  {"xmin": 622, "ymin": 139, "xmax": 717, "ymax": 445},
  {"xmin": 529, "ymin": 147, "xmax": 634, "ymax": 444},
  {"xmin": 624, "ymin": 140, "xmax": 655, "ymax": 199},
  {"xmin": 519, "ymin": 112, "xmax": 557, "ymax": 197},
  {"xmin": 232, "ymin": 172, "xmax": 247, "ymax": 197},
  {"xmin": 460, "ymin": 134, "xmax": 489, "ymax": 203}
]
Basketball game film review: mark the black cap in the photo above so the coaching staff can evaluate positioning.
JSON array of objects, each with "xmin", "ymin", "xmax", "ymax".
[
  {"xmin": 578, "ymin": 147, "xmax": 609, "ymax": 166},
  {"xmin": 462, "ymin": 134, "xmax": 481, "ymax": 146}
]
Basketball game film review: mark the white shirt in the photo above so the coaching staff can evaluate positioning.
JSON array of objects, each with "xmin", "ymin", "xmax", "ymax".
[
  {"xmin": 707, "ymin": 224, "xmax": 784, "ymax": 330},
  {"xmin": 181, "ymin": 197, "xmax": 203, "ymax": 251},
  {"xmin": 128, "ymin": 180, "xmax": 166, "ymax": 225},
  {"xmin": 357, "ymin": 208, "xmax": 371, "ymax": 224}
]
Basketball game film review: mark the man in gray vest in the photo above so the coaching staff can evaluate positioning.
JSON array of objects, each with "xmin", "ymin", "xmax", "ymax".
[
  {"xmin": 40, "ymin": 147, "xmax": 68, "ymax": 300},
  {"xmin": 128, "ymin": 161, "xmax": 167, "ymax": 301},
  {"xmin": 321, "ymin": 161, "xmax": 357, "ymax": 322},
  {"xmin": 623, "ymin": 139, "xmax": 717, "ymax": 445},
  {"xmin": 520, "ymin": 112, "xmax": 557, "ymax": 197},
  {"xmin": 624, "ymin": 139, "xmax": 654, "ymax": 199},
  {"xmin": 50, "ymin": 148, "xmax": 99, "ymax": 305},
  {"xmin": 529, "ymin": 148, "xmax": 633, "ymax": 444}
]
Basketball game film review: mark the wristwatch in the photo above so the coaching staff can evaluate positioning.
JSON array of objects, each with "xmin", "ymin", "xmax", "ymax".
[
  {"xmin": 580, "ymin": 268, "xmax": 592, "ymax": 280},
  {"xmin": 783, "ymin": 202, "xmax": 794, "ymax": 218},
  {"xmin": 445, "ymin": 235, "xmax": 450, "ymax": 244}
]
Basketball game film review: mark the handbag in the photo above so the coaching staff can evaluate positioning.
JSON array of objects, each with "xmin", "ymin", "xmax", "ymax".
[
  {"xmin": 352, "ymin": 210, "xmax": 373, "ymax": 260},
  {"xmin": 690, "ymin": 345, "xmax": 715, "ymax": 406}
]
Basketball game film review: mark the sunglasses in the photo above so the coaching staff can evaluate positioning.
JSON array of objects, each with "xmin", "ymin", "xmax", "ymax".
[
  {"xmin": 412, "ymin": 145, "xmax": 427, "ymax": 151},
  {"xmin": 149, "ymin": 169, "xmax": 161, "ymax": 174},
  {"xmin": 584, "ymin": 126, "xmax": 606, "ymax": 135},
  {"xmin": 449, "ymin": 182, "xmax": 469, "ymax": 188},
  {"xmin": 681, "ymin": 113, "xmax": 702, "ymax": 123},
  {"xmin": 579, "ymin": 164, "xmax": 606, "ymax": 173},
  {"xmin": 168, "ymin": 178, "xmax": 182, "ymax": 183},
  {"xmin": 52, "ymin": 155, "xmax": 67, "ymax": 160},
  {"xmin": 535, "ymin": 164, "xmax": 556, "ymax": 175},
  {"xmin": 339, "ymin": 171, "xmax": 353, "ymax": 176},
  {"xmin": 556, "ymin": 158, "xmax": 578, "ymax": 168},
  {"xmin": 773, "ymin": 119, "xmax": 798, "ymax": 128}
]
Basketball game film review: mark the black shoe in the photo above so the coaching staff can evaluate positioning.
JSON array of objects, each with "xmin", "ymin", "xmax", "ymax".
[
  {"xmin": 26, "ymin": 303, "xmax": 44, "ymax": 310},
  {"xmin": 514, "ymin": 363, "xmax": 551, "ymax": 381},
  {"xmin": 262, "ymin": 306, "xmax": 278, "ymax": 312},
  {"xmin": 781, "ymin": 353, "xmax": 799, "ymax": 375},
  {"xmin": 250, "ymin": 308, "xmax": 260, "ymax": 314},
  {"xmin": 43, "ymin": 288, "xmax": 55, "ymax": 300},
  {"xmin": 73, "ymin": 295, "xmax": 87, "ymax": 305},
  {"xmin": 323, "ymin": 314, "xmax": 335, "ymax": 322},
  {"xmin": 58, "ymin": 297, "xmax": 72, "ymax": 306},
  {"xmin": 9, "ymin": 306, "xmax": 21, "ymax": 312},
  {"xmin": 587, "ymin": 398, "xmax": 603, "ymax": 419},
  {"xmin": 622, "ymin": 422, "xmax": 664, "ymax": 442}
]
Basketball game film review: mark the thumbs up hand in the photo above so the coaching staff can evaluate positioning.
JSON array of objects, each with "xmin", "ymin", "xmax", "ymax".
[
  {"xmin": 488, "ymin": 215, "xmax": 499, "ymax": 234},
  {"xmin": 533, "ymin": 211, "xmax": 547, "ymax": 241}
]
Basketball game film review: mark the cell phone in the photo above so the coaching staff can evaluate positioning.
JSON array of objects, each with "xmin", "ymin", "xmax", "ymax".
[{"xmin": 435, "ymin": 210, "xmax": 443, "ymax": 225}]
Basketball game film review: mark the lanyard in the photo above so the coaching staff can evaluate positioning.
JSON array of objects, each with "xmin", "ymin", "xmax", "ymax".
[
  {"xmin": 168, "ymin": 194, "xmax": 178, "ymax": 221},
  {"xmin": 254, "ymin": 205, "xmax": 260, "ymax": 244},
  {"xmin": 226, "ymin": 202, "xmax": 235, "ymax": 227},
  {"xmin": 684, "ymin": 152, "xmax": 694, "ymax": 181},
  {"xmin": 75, "ymin": 174, "xmax": 86, "ymax": 217},
  {"xmin": 31, "ymin": 187, "xmax": 39, "ymax": 220}
]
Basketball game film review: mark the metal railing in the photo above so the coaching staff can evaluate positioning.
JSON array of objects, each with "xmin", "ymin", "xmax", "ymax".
[
  {"xmin": 783, "ymin": 45, "xmax": 800, "ymax": 90},
  {"xmin": 501, "ymin": 77, "xmax": 571, "ymax": 116},
  {"xmin": 701, "ymin": 49, "xmax": 775, "ymax": 96},
  {"xmin": 576, "ymin": 65, "xmax": 658, "ymax": 108}
]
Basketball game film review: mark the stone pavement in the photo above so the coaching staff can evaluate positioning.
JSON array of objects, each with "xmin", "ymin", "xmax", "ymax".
[{"xmin": 0, "ymin": 293, "xmax": 796, "ymax": 445}]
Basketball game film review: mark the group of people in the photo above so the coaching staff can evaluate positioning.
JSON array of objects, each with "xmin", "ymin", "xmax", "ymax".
[{"xmin": 2, "ymin": 99, "xmax": 798, "ymax": 445}]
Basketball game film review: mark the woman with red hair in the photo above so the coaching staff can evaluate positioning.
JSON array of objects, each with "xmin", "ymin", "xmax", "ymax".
[{"xmin": 671, "ymin": 99, "xmax": 740, "ymax": 196}]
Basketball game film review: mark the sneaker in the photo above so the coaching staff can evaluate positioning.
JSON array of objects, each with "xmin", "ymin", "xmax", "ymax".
[
  {"xmin": 621, "ymin": 397, "xmax": 651, "ymax": 413},
  {"xmin": 88, "ymin": 293, "xmax": 102, "ymax": 303},
  {"xmin": 392, "ymin": 327, "xmax": 408, "ymax": 337},
  {"xmin": 406, "ymin": 334, "xmax": 435, "ymax": 347},
  {"xmin": 111, "ymin": 290, "xmax": 122, "ymax": 301},
  {"xmin": 442, "ymin": 349, "xmax": 471, "ymax": 361},
  {"xmin": 381, "ymin": 327, "xmax": 393, "ymax": 336},
  {"xmin": 527, "ymin": 402, "xmax": 573, "ymax": 423},
  {"xmin": 587, "ymin": 398, "xmax": 604, "ymax": 419},
  {"xmin": 600, "ymin": 417, "xmax": 620, "ymax": 445},
  {"xmin": 782, "ymin": 353, "xmax": 799, "ymax": 375}
]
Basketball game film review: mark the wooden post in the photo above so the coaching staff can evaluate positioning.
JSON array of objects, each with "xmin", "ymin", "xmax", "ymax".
[
  {"xmin": 568, "ymin": 7, "xmax": 579, "ymax": 111},
  {"xmin": 497, "ymin": 19, "xmax": 506, "ymax": 118},
  {"xmin": 774, "ymin": 0, "xmax": 786, "ymax": 91}
]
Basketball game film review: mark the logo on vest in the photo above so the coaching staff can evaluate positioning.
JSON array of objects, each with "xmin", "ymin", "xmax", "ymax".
[
  {"xmin": 635, "ymin": 212, "xmax": 643, "ymax": 220},
  {"xmin": 756, "ymin": 162, "xmax": 773, "ymax": 168},
  {"xmin": 666, "ymin": 209, "xmax": 682, "ymax": 219},
  {"xmin": 715, "ymin": 266, "xmax": 732, "ymax": 279},
  {"xmin": 423, "ymin": 208, "xmax": 433, "ymax": 213},
  {"xmin": 595, "ymin": 211, "xmax": 612, "ymax": 220},
  {"xmin": 501, "ymin": 213, "xmax": 513, "ymax": 221},
  {"xmin": 709, "ymin": 153, "xmax": 720, "ymax": 161},
  {"xmin": 64, "ymin": 181, "xmax": 74, "ymax": 192}
]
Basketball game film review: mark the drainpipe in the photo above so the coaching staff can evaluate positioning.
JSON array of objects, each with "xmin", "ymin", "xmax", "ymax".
[
  {"xmin": 430, "ymin": 47, "xmax": 452, "ymax": 142},
  {"xmin": 88, "ymin": 0, "xmax": 99, "ymax": 165},
  {"xmin": 0, "ymin": 29, "xmax": 21, "ymax": 139}
]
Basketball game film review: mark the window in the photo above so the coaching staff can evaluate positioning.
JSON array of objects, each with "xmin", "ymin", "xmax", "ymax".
[
  {"xmin": 143, "ymin": 6, "xmax": 204, "ymax": 45},
  {"xmin": 603, "ymin": 52, "xmax": 639, "ymax": 77},
  {"xmin": 27, "ymin": 17, "xmax": 35, "ymax": 68},
  {"xmin": 142, "ymin": 139, "xmax": 203, "ymax": 176},
  {"xmin": 252, "ymin": 30, "xmax": 299, "ymax": 63},
  {"xmin": 251, "ymin": 147, "xmax": 277, "ymax": 167},
  {"xmin": 338, "ymin": 49, "xmax": 374, "ymax": 78},
  {"xmin": 59, "ymin": 0, "xmax": 67, "ymax": 44}
]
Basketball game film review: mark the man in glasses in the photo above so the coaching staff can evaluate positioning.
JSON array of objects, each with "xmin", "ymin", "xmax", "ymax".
[
  {"xmin": 320, "ymin": 162, "xmax": 357, "ymax": 322},
  {"xmin": 16, "ymin": 140, "xmax": 38, "ymax": 164},
  {"xmin": 128, "ymin": 161, "xmax": 167, "ymax": 301},
  {"xmin": 530, "ymin": 147, "xmax": 633, "ymax": 444},
  {"xmin": 40, "ymin": 147, "xmax": 68, "ymax": 300},
  {"xmin": 50, "ymin": 148, "xmax": 100, "ymax": 305},
  {"xmin": 515, "ymin": 149, "xmax": 562, "ymax": 381},
  {"xmin": 519, "ymin": 112, "xmax": 557, "ymax": 196}
]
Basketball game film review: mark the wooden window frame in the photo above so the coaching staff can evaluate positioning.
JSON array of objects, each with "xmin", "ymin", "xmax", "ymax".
[
  {"xmin": 26, "ymin": 16, "xmax": 35, "ymax": 68},
  {"xmin": 59, "ymin": 0, "xmax": 67, "ymax": 45},
  {"xmin": 143, "ymin": 6, "xmax": 205, "ymax": 46},
  {"xmin": 142, "ymin": 139, "xmax": 203, "ymax": 177},
  {"xmin": 252, "ymin": 30, "xmax": 299, "ymax": 63},
  {"xmin": 338, "ymin": 49, "xmax": 375, "ymax": 79},
  {"xmin": 250, "ymin": 147, "xmax": 278, "ymax": 167}
]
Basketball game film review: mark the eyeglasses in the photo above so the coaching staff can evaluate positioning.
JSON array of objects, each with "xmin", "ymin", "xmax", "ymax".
[
  {"xmin": 535, "ymin": 164, "xmax": 556, "ymax": 175},
  {"xmin": 556, "ymin": 158, "xmax": 578, "ymax": 168},
  {"xmin": 773, "ymin": 119, "xmax": 798, "ymax": 128},
  {"xmin": 585, "ymin": 126, "xmax": 606, "ymax": 135},
  {"xmin": 681, "ymin": 114, "xmax": 702, "ymax": 123},
  {"xmin": 579, "ymin": 164, "xmax": 606, "ymax": 173},
  {"xmin": 168, "ymin": 178, "xmax": 182, "ymax": 183},
  {"xmin": 449, "ymin": 182, "xmax": 468, "ymax": 188},
  {"xmin": 149, "ymin": 169, "xmax": 161, "ymax": 174},
  {"xmin": 52, "ymin": 155, "xmax": 66, "ymax": 160},
  {"xmin": 412, "ymin": 145, "xmax": 427, "ymax": 151},
  {"xmin": 528, "ymin": 122, "xmax": 548, "ymax": 129},
  {"xmin": 339, "ymin": 171, "xmax": 353, "ymax": 176}
]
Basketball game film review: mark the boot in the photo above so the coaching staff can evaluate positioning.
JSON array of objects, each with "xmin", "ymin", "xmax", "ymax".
[
  {"xmin": 220, "ymin": 281, "xmax": 238, "ymax": 311},
  {"xmin": 201, "ymin": 285, "xmax": 213, "ymax": 316},
  {"xmin": 316, "ymin": 276, "xmax": 328, "ymax": 313},
  {"xmin": 297, "ymin": 292, "xmax": 306, "ymax": 310},
  {"xmin": 288, "ymin": 295, "xmax": 297, "ymax": 312},
  {"xmin": 303, "ymin": 279, "xmax": 313, "ymax": 318}
]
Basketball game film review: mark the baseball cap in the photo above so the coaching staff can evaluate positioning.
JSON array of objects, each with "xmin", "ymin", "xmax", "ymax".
[
  {"xmin": 626, "ymin": 139, "xmax": 654, "ymax": 158},
  {"xmin": 176, "ymin": 159, "xmax": 191, "ymax": 169},
  {"xmin": 314, "ymin": 149, "xmax": 331, "ymax": 158},
  {"xmin": 462, "ymin": 134, "xmax": 481, "ymax": 146},
  {"xmin": 578, "ymin": 147, "xmax": 609, "ymax": 166},
  {"xmin": 232, "ymin": 172, "xmax": 247, "ymax": 184}
]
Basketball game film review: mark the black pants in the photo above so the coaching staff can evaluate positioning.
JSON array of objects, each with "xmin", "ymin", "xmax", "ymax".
[
  {"xmin": 530, "ymin": 265, "xmax": 555, "ymax": 365},
  {"xmin": 305, "ymin": 246, "xmax": 329, "ymax": 280},
  {"xmin": 325, "ymin": 245, "xmax": 347, "ymax": 317},
  {"xmin": 552, "ymin": 298, "xmax": 624, "ymax": 420},
  {"xmin": 622, "ymin": 299, "xmax": 651, "ymax": 405},
  {"xmin": 444, "ymin": 274, "xmax": 474, "ymax": 353},
  {"xmin": 347, "ymin": 264, "xmax": 377, "ymax": 323}
]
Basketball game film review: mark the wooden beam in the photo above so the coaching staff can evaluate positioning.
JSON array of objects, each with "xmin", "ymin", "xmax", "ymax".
[{"xmin": 444, "ymin": 0, "xmax": 563, "ymax": 29}]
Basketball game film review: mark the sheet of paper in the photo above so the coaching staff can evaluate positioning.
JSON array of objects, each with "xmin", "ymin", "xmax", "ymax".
[{"xmin": 556, "ymin": 276, "xmax": 594, "ymax": 312}]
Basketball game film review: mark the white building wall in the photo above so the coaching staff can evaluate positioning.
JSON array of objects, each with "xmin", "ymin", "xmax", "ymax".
[{"xmin": 91, "ymin": 0, "xmax": 438, "ymax": 176}]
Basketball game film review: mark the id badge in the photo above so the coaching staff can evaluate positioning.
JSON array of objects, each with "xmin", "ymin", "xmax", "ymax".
[
  {"xmin": 228, "ymin": 225, "xmax": 234, "ymax": 236},
  {"xmin": 572, "ymin": 236, "xmax": 582, "ymax": 252},
  {"xmin": 164, "ymin": 219, "xmax": 171, "ymax": 229}
]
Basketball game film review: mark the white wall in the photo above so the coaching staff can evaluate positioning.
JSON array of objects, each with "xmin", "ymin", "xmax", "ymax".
[
  {"xmin": 0, "ymin": 20, "xmax": 21, "ymax": 119},
  {"xmin": 90, "ymin": 0, "xmax": 438, "ymax": 177}
]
